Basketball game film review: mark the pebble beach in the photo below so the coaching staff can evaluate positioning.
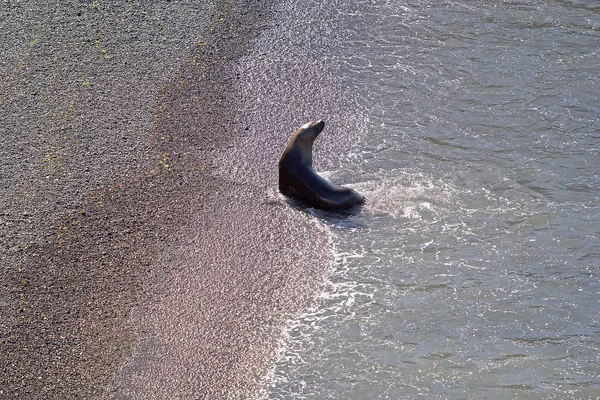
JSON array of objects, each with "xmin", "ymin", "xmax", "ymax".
[{"xmin": 1, "ymin": 1, "xmax": 332, "ymax": 398}]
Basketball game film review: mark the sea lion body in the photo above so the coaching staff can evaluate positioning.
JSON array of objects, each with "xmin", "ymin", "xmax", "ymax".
[{"xmin": 278, "ymin": 120, "xmax": 364, "ymax": 210}]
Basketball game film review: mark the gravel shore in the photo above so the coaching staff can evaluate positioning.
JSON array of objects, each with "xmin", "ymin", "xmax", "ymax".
[{"xmin": 1, "ymin": 1, "xmax": 331, "ymax": 398}]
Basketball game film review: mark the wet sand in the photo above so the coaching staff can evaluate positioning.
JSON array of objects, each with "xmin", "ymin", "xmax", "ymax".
[{"xmin": 1, "ymin": 1, "xmax": 330, "ymax": 398}]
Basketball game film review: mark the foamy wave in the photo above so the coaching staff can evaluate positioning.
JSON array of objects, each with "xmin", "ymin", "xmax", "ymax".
[{"xmin": 351, "ymin": 171, "xmax": 460, "ymax": 220}]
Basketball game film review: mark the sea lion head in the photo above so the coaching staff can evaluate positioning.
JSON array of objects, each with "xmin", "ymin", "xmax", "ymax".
[
  {"xmin": 290, "ymin": 120, "xmax": 325, "ymax": 165},
  {"xmin": 280, "ymin": 120, "xmax": 326, "ymax": 169},
  {"xmin": 293, "ymin": 120, "xmax": 325, "ymax": 147}
]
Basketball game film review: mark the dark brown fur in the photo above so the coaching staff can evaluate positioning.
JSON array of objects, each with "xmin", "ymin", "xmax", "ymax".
[{"xmin": 279, "ymin": 120, "xmax": 364, "ymax": 210}]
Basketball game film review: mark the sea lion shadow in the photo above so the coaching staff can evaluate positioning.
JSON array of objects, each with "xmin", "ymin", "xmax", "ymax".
[{"xmin": 284, "ymin": 196, "xmax": 366, "ymax": 229}]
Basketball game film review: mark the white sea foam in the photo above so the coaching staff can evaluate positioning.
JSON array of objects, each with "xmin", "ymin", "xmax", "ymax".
[{"xmin": 259, "ymin": 0, "xmax": 600, "ymax": 398}]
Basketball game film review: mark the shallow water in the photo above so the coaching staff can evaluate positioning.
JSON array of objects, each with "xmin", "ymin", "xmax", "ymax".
[{"xmin": 250, "ymin": 0, "xmax": 600, "ymax": 399}]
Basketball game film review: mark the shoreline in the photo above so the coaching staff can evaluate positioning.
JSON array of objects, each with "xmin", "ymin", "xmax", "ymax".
[
  {"xmin": 2, "ymin": 0, "xmax": 332, "ymax": 398},
  {"xmin": 111, "ymin": 0, "xmax": 336, "ymax": 396}
]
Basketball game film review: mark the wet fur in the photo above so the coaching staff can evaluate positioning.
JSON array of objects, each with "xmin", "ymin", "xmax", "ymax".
[{"xmin": 279, "ymin": 120, "xmax": 364, "ymax": 210}]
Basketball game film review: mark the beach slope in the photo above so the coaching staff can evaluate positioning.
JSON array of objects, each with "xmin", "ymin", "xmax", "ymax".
[{"xmin": 1, "ymin": 0, "xmax": 331, "ymax": 398}]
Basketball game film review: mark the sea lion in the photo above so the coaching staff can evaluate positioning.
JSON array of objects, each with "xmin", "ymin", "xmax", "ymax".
[{"xmin": 278, "ymin": 120, "xmax": 364, "ymax": 210}]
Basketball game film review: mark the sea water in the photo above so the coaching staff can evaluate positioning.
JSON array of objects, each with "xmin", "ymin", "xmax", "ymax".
[{"xmin": 245, "ymin": 0, "xmax": 600, "ymax": 398}]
